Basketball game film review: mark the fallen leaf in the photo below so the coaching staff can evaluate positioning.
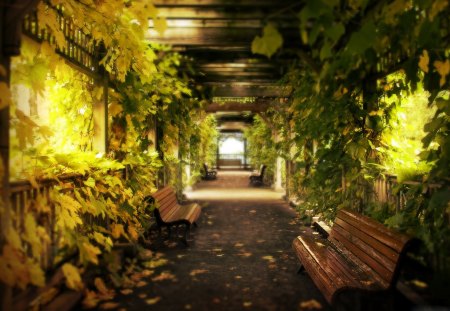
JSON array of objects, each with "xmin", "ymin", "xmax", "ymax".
[
  {"xmin": 82, "ymin": 290, "xmax": 100, "ymax": 309},
  {"xmin": 143, "ymin": 258, "xmax": 168, "ymax": 269},
  {"xmin": 136, "ymin": 281, "xmax": 147, "ymax": 287},
  {"xmin": 239, "ymin": 252, "xmax": 252, "ymax": 257},
  {"xmin": 184, "ymin": 304, "xmax": 192, "ymax": 310},
  {"xmin": 410, "ymin": 279, "xmax": 428, "ymax": 288},
  {"xmin": 243, "ymin": 301, "xmax": 252, "ymax": 307},
  {"xmin": 262, "ymin": 256, "xmax": 275, "ymax": 262},
  {"xmin": 190, "ymin": 269, "xmax": 208, "ymax": 276},
  {"xmin": 120, "ymin": 289, "xmax": 133, "ymax": 295},
  {"xmin": 249, "ymin": 210, "xmax": 257, "ymax": 214},
  {"xmin": 235, "ymin": 275, "xmax": 242, "ymax": 279},
  {"xmin": 139, "ymin": 293, "xmax": 147, "ymax": 299},
  {"xmin": 299, "ymin": 299, "xmax": 322, "ymax": 310},
  {"xmin": 146, "ymin": 297, "xmax": 161, "ymax": 305},
  {"xmin": 234, "ymin": 243, "xmax": 244, "ymax": 248},
  {"xmin": 212, "ymin": 298, "xmax": 221, "ymax": 304},
  {"xmin": 152, "ymin": 271, "xmax": 177, "ymax": 282}
]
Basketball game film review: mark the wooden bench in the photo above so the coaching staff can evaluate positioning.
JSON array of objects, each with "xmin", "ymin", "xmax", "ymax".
[
  {"xmin": 249, "ymin": 164, "xmax": 266, "ymax": 186},
  {"xmin": 202, "ymin": 163, "xmax": 217, "ymax": 180},
  {"xmin": 292, "ymin": 208, "xmax": 415, "ymax": 305},
  {"xmin": 147, "ymin": 186, "xmax": 201, "ymax": 245}
]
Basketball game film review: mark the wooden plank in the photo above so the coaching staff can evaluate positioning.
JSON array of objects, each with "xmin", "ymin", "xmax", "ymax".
[
  {"xmin": 332, "ymin": 223, "xmax": 397, "ymax": 275},
  {"xmin": 330, "ymin": 228, "xmax": 392, "ymax": 285},
  {"xmin": 338, "ymin": 209, "xmax": 410, "ymax": 253},
  {"xmin": 334, "ymin": 217, "xmax": 399, "ymax": 266}
]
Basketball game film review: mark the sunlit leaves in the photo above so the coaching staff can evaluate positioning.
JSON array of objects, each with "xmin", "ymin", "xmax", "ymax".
[
  {"xmin": 434, "ymin": 59, "xmax": 450, "ymax": 87},
  {"xmin": 62, "ymin": 263, "xmax": 84, "ymax": 291},
  {"xmin": 419, "ymin": 50, "xmax": 429, "ymax": 73},
  {"xmin": 251, "ymin": 24, "xmax": 283, "ymax": 58}
]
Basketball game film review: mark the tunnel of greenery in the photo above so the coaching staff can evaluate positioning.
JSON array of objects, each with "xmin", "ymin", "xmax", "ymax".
[{"xmin": 0, "ymin": 0, "xmax": 449, "ymax": 309}]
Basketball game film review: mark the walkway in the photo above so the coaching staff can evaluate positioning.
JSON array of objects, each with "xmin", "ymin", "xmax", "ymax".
[{"xmin": 106, "ymin": 171, "xmax": 329, "ymax": 310}]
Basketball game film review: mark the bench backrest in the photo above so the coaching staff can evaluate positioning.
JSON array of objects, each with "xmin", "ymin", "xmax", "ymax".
[
  {"xmin": 258, "ymin": 164, "xmax": 266, "ymax": 176},
  {"xmin": 329, "ymin": 209, "xmax": 412, "ymax": 287},
  {"xmin": 151, "ymin": 186, "xmax": 179, "ymax": 222}
]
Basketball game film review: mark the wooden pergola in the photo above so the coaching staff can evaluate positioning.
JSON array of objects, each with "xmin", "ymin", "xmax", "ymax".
[{"xmin": 150, "ymin": 0, "xmax": 300, "ymax": 124}]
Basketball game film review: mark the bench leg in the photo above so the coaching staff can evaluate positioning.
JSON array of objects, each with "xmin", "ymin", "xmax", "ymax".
[
  {"xmin": 182, "ymin": 223, "xmax": 191, "ymax": 246},
  {"xmin": 167, "ymin": 226, "xmax": 172, "ymax": 238},
  {"xmin": 297, "ymin": 265, "xmax": 305, "ymax": 274},
  {"xmin": 193, "ymin": 222, "xmax": 198, "ymax": 228}
]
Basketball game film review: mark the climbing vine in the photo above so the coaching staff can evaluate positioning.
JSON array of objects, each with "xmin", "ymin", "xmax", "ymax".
[{"xmin": 251, "ymin": 0, "xmax": 450, "ymax": 275}]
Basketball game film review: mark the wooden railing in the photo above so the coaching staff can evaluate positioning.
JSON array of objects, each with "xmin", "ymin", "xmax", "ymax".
[{"xmin": 9, "ymin": 173, "xmax": 83, "ymax": 271}]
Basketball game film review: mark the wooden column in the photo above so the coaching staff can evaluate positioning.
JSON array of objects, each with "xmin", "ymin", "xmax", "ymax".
[
  {"xmin": 93, "ymin": 76, "xmax": 108, "ymax": 153},
  {"xmin": 0, "ymin": 2, "xmax": 41, "ymax": 309}
]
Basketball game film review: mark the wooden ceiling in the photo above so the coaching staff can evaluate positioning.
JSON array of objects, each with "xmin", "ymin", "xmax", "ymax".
[{"xmin": 149, "ymin": 0, "xmax": 301, "ymax": 122}]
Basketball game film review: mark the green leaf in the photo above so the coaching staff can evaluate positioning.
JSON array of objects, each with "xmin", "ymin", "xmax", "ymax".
[
  {"xmin": 346, "ymin": 21, "xmax": 376, "ymax": 54},
  {"xmin": 251, "ymin": 24, "xmax": 283, "ymax": 58},
  {"xmin": 325, "ymin": 23, "xmax": 345, "ymax": 43},
  {"xmin": 320, "ymin": 41, "xmax": 332, "ymax": 60}
]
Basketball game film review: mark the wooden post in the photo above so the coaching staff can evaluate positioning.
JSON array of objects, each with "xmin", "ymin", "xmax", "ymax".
[
  {"xmin": 93, "ymin": 76, "xmax": 108, "ymax": 153},
  {"xmin": 1, "ymin": 2, "xmax": 40, "ymax": 310}
]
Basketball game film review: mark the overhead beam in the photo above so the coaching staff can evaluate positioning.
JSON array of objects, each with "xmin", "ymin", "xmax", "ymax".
[
  {"xmin": 208, "ymin": 84, "xmax": 291, "ymax": 97},
  {"xmin": 206, "ymin": 100, "xmax": 272, "ymax": 112},
  {"xmin": 147, "ymin": 28, "xmax": 300, "ymax": 46}
]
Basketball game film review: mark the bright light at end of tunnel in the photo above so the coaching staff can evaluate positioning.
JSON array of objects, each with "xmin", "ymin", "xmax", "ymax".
[{"xmin": 220, "ymin": 137, "xmax": 244, "ymax": 154}]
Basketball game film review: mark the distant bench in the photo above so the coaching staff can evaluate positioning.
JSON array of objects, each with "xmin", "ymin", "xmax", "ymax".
[
  {"xmin": 292, "ymin": 208, "xmax": 414, "ymax": 305},
  {"xmin": 146, "ymin": 186, "xmax": 201, "ymax": 245}
]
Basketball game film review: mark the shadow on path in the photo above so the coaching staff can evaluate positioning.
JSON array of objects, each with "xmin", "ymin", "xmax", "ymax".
[{"xmin": 102, "ymin": 170, "xmax": 330, "ymax": 310}]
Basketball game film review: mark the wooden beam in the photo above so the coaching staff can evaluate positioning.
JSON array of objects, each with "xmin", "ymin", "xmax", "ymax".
[
  {"xmin": 146, "ymin": 27, "xmax": 300, "ymax": 46},
  {"xmin": 208, "ymin": 84, "xmax": 291, "ymax": 97},
  {"xmin": 206, "ymin": 100, "xmax": 272, "ymax": 112}
]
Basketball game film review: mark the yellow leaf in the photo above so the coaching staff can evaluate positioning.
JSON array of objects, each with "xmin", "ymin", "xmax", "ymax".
[
  {"xmin": 82, "ymin": 289, "xmax": 100, "ymax": 309},
  {"xmin": 94, "ymin": 277, "xmax": 115, "ymax": 299},
  {"xmin": 299, "ymin": 299, "xmax": 322, "ymax": 309},
  {"xmin": 111, "ymin": 223, "xmax": 125, "ymax": 239},
  {"xmin": 80, "ymin": 242, "xmax": 101, "ymax": 265},
  {"xmin": 419, "ymin": 50, "xmax": 429, "ymax": 73},
  {"xmin": 189, "ymin": 269, "xmax": 208, "ymax": 276},
  {"xmin": 0, "ymin": 82, "xmax": 11, "ymax": 110},
  {"xmin": 120, "ymin": 289, "xmax": 133, "ymax": 295},
  {"xmin": 62, "ymin": 263, "xmax": 84, "ymax": 291},
  {"xmin": 429, "ymin": 0, "xmax": 448, "ymax": 21},
  {"xmin": 145, "ymin": 297, "xmax": 161, "ymax": 305},
  {"xmin": 5, "ymin": 226, "xmax": 23, "ymax": 250},
  {"xmin": 434, "ymin": 59, "xmax": 450, "ymax": 87},
  {"xmin": 27, "ymin": 258, "xmax": 45, "ymax": 287},
  {"xmin": 154, "ymin": 17, "xmax": 167, "ymax": 35},
  {"xmin": 128, "ymin": 225, "xmax": 139, "ymax": 241},
  {"xmin": 24, "ymin": 214, "xmax": 42, "ymax": 259}
]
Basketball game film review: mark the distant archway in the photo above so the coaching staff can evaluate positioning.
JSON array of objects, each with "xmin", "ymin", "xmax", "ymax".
[{"xmin": 217, "ymin": 132, "xmax": 247, "ymax": 169}]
